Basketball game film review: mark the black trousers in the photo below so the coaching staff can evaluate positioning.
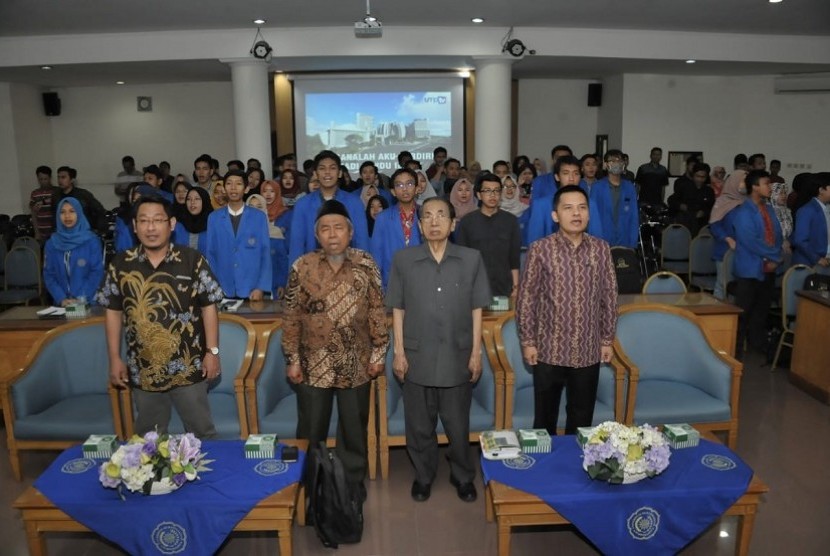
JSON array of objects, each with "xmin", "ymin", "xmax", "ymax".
[
  {"xmin": 296, "ymin": 381, "xmax": 371, "ymax": 483},
  {"xmin": 734, "ymin": 273, "xmax": 776, "ymax": 359},
  {"xmin": 403, "ymin": 381, "xmax": 474, "ymax": 485},
  {"xmin": 533, "ymin": 362, "xmax": 600, "ymax": 435}
]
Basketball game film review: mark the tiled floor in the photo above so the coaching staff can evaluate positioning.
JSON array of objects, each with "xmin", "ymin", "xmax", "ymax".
[{"xmin": 3, "ymin": 350, "xmax": 829, "ymax": 555}]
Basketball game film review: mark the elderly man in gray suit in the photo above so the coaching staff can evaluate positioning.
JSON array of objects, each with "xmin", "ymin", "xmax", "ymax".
[{"xmin": 386, "ymin": 197, "xmax": 491, "ymax": 504}]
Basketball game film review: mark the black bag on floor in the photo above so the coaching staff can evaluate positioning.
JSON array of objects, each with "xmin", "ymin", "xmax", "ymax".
[
  {"xmin": 307, "ymin": 441, "xmax": 363, "ymax": 548},
  {"xmin": 611, "ymin": 247, "xmax": 643, "ymax": 294}
]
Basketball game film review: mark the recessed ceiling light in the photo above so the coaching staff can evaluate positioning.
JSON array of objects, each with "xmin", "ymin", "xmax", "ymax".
[
  {"xmin": 253, "ymin": 18, "xmax": 266, "ymax": 25},
  {"xmin": 458, "ymin": 70, "xmax": 471, "ymax": 78},
  {"xmin": 116, "ymin": 81, "xmax": 125, "ymax": 85},
  {"xmin": 769, "ymin": 0, "xmax": 783, "ymax": 3},
  {"xmin": 41, "ymin": 65, "xmax": 52, "ymax": 70},
  {"xmin": 471, "ymin": 17, "xmax": 484, "ymax": 24},
  {"xmin": 686, "ymin": 59, "xmax": 696, "ymax": 64}
]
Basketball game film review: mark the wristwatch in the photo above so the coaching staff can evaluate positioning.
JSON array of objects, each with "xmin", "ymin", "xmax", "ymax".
[{"xmin": 207, "ymin": 346, "xmax": 220, "ymax": 356}]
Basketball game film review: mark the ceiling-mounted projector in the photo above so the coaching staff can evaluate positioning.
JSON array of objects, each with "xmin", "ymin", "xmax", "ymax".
[{"xmin": 355, "ymin": 0, "xmax": 382, "ymax": 38}]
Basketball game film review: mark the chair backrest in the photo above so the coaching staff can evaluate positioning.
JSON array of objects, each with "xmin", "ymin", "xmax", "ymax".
[
  {"xmin": 697, "ymin": 225, "xmax": 711, "ymax": 238},
  {"xmin": 212, "ymin": 315, "xmax": 256, "ymax": 394},
  {"xmin": 660, "ymin": 224, "xmax": 691, "ymax": 263},
  {"xmin": 781, "ymin": 264, "xmax": 814, "ymax": 320},
  {"xmin": 12, "ymin": 236, "xmax": 40, "ymax": 255},
  {"xmin": 610, "ymin": 246, "xmax": 643, "ymax": 294},
  {"xmin": 5, "ymin": 246, "xmax": 40, "ymax": 289},
  {"xmin": 642, "ymin": 271, "xmax": 687, "ymax": 294},
  {"xmin": 253, "ymin": 325, "xmax": 296, "ymax": 420},
  {"xmin": 689, "ymin": 234, "xmax": 716, "ymax": 277}
]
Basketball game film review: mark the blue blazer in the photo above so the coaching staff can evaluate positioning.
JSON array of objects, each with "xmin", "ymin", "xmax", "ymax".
[
  {"xmin": 205, "ymin": 207, "xmax": 272, "ymax": 298},
  {"xmin": 709, "ymin": 209, "xmax": 739, "ymax": 262},
  {"xmin": 589, "ymin": 177, "xmax": 639, "ymax": 249},
  {"xmin": 525, "ymin": 194, "xmax": 556, "ymax": 246},
  {"xmin": 113, "ymin": 218, "xmax": 137, "ymax": 253},
  {"xmin": 173, "ymin": 222, "xmax": 207, "ymax": 253},
  {"xmin": 369, "ymin": 206, "xmax": 422, "ymax": 290},
  {"xmin": 733, "ymin": 200, "xmax": 783, "ymax": 280},
  {"xmin": 287, "ymin": 189, "xmax": 370, "ymax": 266},
  {"xmin": 530, "ymin": 173, "xmax": 556, "ymax": 201},
  {"xmin": 792, "ymin": 199, "xmax": 828, "ymax": 266},
  {"xmin": 43, "ymin": 236, "xmax": 104, "ymax": 305}
]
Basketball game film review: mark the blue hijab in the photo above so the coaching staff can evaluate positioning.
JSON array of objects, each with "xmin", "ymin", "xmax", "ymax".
[{"xmin": 50, "ymin": 197, "xmax": 98, "ymax": 251}]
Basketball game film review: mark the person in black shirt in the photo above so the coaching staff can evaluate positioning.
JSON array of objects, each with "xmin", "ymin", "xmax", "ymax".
[{"xmin": 56, "ymin": 166, "xmax": 107, "ymax": 233}]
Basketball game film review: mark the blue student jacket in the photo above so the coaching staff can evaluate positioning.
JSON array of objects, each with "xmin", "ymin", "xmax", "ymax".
[
  {"xmin": 113, "ymin": 218, "xmax": 137, "ymax": 253},
  {"xmin": 791, "ymin": 198, "xmax": 829, "ymax": 266},
  {"xmin": 43, "ymin": 236, "xmax": 104, "ymax": 305},
  {"xmin": 733, "ymin": 200, "xmax": 783, "ymax": 280},
  {"xmin": 205, "ymin": 207, "xmax": 272, "ymax": 298},
  {"xmin": 709, "ymin": 209, "xmax": 739, "ymax": 262},
  {"xmin": 369, "ymin": 206, "xmax": 422, "ymax": 290},
  {"xmin": 524, "ymin": 181, "xmax": 592, "ymax": 246},
  {"xmin": 589, "ymin": 177, "xmax": 639, "ymax": 249},
  {"xmin": 287, "ymin": 189, "xmax": 370, "ymax": 266},
  {"xmin": 270, "ymin": 210, "xmax": 293, "ymax": 292},
  {"xmin": 530, "ymin": 173, "xmax": 556, "ymax": 201},
  {"xmin": 173, "ymin": 222, "xmax": 207, "ymax": 253}
]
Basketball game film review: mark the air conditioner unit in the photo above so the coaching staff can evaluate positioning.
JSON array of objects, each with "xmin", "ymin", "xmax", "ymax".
[{"xmin": 774, "ymin": 73, "xmax": 830, "ymax": 94}]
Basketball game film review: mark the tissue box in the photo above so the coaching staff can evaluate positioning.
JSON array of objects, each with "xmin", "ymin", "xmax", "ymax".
[
  {"xmin": 576, "ymin": 426, "xmax": 598, "ymax": 448},
  {"xmin": 245, "ymin": 434, "xmax": 277, "ymax": 459},
  {"xmin": 65, "ymin": 301, "xmax": 89, "ymax": 319},
  {"xmin": 488, "ymin": 296, "xmax": 510, "ymax": 311},
  {"xmin": 83, "ymin": 435, "xmax": 118, "ymax": 459},
  {"xmin": 663, "ymin": 424, "xmax": 700, "ymax": 449},
  {"xmin": 518, "ymin": 429, "xmax": 551, "ymax": 453}
]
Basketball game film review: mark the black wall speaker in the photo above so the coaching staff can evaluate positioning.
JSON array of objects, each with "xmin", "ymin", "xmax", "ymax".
[
  {"xmin": 42, "ymin": 92, "xmax": 61, "ymax": 116},
  {"xmin": 587, "ymin": 83, "xmax": 602, "ymax": 107}
]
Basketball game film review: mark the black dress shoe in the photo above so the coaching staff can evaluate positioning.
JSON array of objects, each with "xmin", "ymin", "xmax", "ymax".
[
  {"xmin": 449, "ymin": 476, "xmax": 477, "ymax": 502},
  {"xmin": 410, "ymin": 480, "xmax": 431, "ymax": 502}
]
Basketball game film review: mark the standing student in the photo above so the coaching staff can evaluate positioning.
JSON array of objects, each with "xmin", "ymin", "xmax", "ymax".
[
  {"xmin": 247, "ymin": 193, "xmax": 289, "ymax": 298},
  {"xmin": 29, "ymin": 165, "xmax": 61, "ymax": 242},
  {"xmin": 709, "ymin": 171, "xmax": 746, "ymax": 299},
  {"xmin": 589, "ymin": 149, "xmax": 639, "ymax": 249},
  {"xmin": 525, "ymin": 156, "xmax": 583, "ymax": 245},
  {"xmin": 791, "ymin": 173, "xmax": 830, "ymax": 268},
  {"xmin": 516, "ymin": 185, "xmax": 617, "ymax": 435},
  {"xmin": 370, "ymin": 168, "xmax": 422, "ymax": 290},
  {"xmin": 175, "ymin": 186, "xmax": 213, "ymax": 253}
]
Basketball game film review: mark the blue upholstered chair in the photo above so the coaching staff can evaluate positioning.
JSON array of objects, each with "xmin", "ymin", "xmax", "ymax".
[
  {"xmin": 660, "ymin": 223, "xmax": 692, "ymax": 275},
  {"xmin": 771, "ymin": 264, "xmax": 814, "ymax": 371},
  {"xmin": 1, "ymin": 318, "xmax": 123, "ymax": 480},
  {"xmin": 688, "ymin": 233, "xmax": 717, "ymax": 292},
  {"xmin": 493, "ymin": 314, "xmax": 625, "ymax": 431},
  {"xmin": 642, "ymin": 271, "xmax": 687, "ymax": 294},
  {"xmin": 0, "ymin": 246, "xmax": 41, "ymax": 307},
  {"xmin": 120, "ymin": 314, "xmax": 256, "ymax": 440},
  {"xmin": 615, "ymin": 304, "xmax": 742, "ymax": 448},
  {"xmin": 245, "ymin": 322, "xmax": 379, "ymax": 479},
  {"xmin": 376, "ymin": 326, "xmax": 503, "ymax": 479}
]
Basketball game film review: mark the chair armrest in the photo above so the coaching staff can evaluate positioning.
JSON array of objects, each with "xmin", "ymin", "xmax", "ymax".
[{"xmin": 613, "ymin": 342, "xmax": 639, "ymax": 425}]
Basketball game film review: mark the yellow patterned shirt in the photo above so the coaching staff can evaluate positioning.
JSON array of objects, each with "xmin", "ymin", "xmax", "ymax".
[{"xmin": 96, "ymin": 245, "xmax": 224, "ymax": 391}]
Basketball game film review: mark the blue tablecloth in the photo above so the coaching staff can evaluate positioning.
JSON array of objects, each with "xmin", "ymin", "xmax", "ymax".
[
  {"xmin": 34, "ymin": 441, "xmax": 304, "ymax": 555},
  {"xmin": 482, "ymin": 437, "xmax": 753, "ymax": 555}
]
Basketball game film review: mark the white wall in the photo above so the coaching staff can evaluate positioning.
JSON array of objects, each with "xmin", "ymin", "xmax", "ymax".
[
  {"xmin": 516, "ymin": 78, "xmax": 600, "ymax": 164},
  {"xmin": 10, "ymin": 83, "xmax": 54, "ymax": 215},
  {"xmin": 597, "ymin": 74, "xmax": 624, "ymax": 150},
  {"xmin": 620, "ymin": 74, "xmax": 830, "ymax": 180},
  {"xmin": 0, "ymin": 83, "xmax": 24, "ymax": 215},
  {"xmin": 49, "ymin": 81, "xmax": 235, "ymax": 208}
]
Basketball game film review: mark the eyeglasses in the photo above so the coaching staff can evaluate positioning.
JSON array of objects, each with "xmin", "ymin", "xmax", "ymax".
[
  {"xmin": 420, "ymin": 213, "xmax": 450, "ymax": 222},
  {"xmin": 480, "ymin": 188, "xmax": 502, "ymax": 195},
  {"xmin": 394, "ymin": 181, "xmax": 416, "ymax": 189},
  {"xmin": 504, "ymin": 185, "xmax": 517, "ymax": 190},
  {"xmin": 136, "ymin": 217, "xmax": 170, "ymax": 227}
]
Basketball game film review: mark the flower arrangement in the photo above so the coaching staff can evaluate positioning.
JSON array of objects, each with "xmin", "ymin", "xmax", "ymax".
[
  {"xmin": 99, "ymin": 430, "xmax": 210, "ymax": 499},
  {"xmin": 582, "ymin": 421, "xmax": 671, "ymax": 484}
]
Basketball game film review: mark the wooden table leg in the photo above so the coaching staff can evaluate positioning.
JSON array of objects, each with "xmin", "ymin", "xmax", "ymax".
[
  {"xmin": 734, "ymin": 509, "xmax": 757, "ymax": 556},
  {"xmin": 24, "ymin": 520, "xmax": 48, "ymax": 556},
  {"xmin": 296, "ymin": 484, "xmax": 306, "ymax": 527},
  {"xmin": 497, "ymin": 517, "xmax": 511, "ymax": 556},
  {"xmin": 485, "ymin": 484, "xmax": 494, "ymax": 522},
  {"xmin": 278, "ymin": 522, "xmax": 292, "ymax": 556}
]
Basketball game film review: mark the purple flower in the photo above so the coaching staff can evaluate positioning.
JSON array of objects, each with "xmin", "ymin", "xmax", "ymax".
[
  {"xmin": 144, "ymin": 431, "xmax": 159, "ymax": 444},
  {"xmin": 121, "ymin": 444, "xmax": 143, "ymax": 468},
  {"xmin": 177, "ymin": 434, "xmax": 202, "ymax": 463},
  {"xmin": 99, "ymin": 463, "xmax": 120, "ymax": 488},
  {"xmin": 141, "ymin": 441, "xmax": 157, "ymax": 457},
  {"xmin": 172, "ymin": 472, "xmax": 187, "ymax": 487}
]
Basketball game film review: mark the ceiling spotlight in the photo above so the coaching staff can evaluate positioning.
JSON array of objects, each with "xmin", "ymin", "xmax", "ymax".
[
  {"xmin": 253, "ymin": 18, "xmax": 266, "ymax": 25},
  {"xmin": 472, "ymin": 17, "xmax": 484, "ymax": 24},
  {"xmin": 116, "ymin": 81, "xmax": 125, "ymax": 85},
  {"xmin": 41, "ymin": 65, "xmax": 52, "ymax": 70},
  {"xmin": 686, "ymin": 59, "xmax": 696, "ymax": 64}
]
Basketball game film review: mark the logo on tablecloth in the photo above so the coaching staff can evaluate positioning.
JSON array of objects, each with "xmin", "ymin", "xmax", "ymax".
[
  {"xmin": 627, "ymin": 506, "xmax": 660, "ymax": 540},
  {"xmin": 61, "ymin": 458, "xmax": 96, "ymax": 474},
  {"xmin": 701, "ymin": 454, "xmax": 737, "ymax": 471},
  {"xmin": 254, "ymin": 460, "xmax": 289, "ymax": 476},
  {"xmin": 151, "ymin": 521, "xmax": 187, "ymax": 554},
  {"xmin": 502, "ymin": 454, "xmax": 535, "ymax": 470}
]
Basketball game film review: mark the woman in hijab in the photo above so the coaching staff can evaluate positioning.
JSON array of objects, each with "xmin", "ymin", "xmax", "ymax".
[
  {"xmin": 43, "ymin": 197, "xmax": 104, "ymax": 307},
  {"xmin": 210, "ymin": 179, "xmax": 227, "ymax": 210},
  {"xmin": 365, "ymin": 194, "xmax": 389, "ymax": 237},
  {"xmin": 449, "ymin": 177, "xmax": 478, "ymax": 220},
  {"xmin": 771, "ymin": 181, "xmax": 793, "ymax": 263},
  {"xmin": 175, "ymin": 186, "xmax": 213, "ymax": 253},
  {"xmin": 171, "ymin": 180, "xmax": 191, "ymax": 221},
  {"xmin": 710, "ymin": 166, "xmax": 726, "ymax": 198},
  {"xmin": 279, "ymin": 169, "xmax": 304, "ymax": 207},
  {"xmin": 709, "ymin": 170, "xmax": 747, "ymax": 299},
  {"xmin": 260, "ymin": 180, "xmax": 293, "ymax": 234},
  {"xmin": 500, "ymin": 174, "xmax": 528, "ymax": 218},
  {"xmin": 414, "ymin": 169, "xmax": 437, "ymax": 206},
  {"xmin": 114, "ymin": 183, "xmax": 157, "ymax": 253},
  {"xmin": 247, "ymin": 193, "xmax": 287, "ymax": 298}
]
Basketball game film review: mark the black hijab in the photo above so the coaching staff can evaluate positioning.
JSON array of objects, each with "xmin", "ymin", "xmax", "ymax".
[{"xmin": 178, "ymin": 186, "xmax": 213, "ymax": 234}]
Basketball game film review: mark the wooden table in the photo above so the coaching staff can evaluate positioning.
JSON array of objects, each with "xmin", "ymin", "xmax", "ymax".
[
  {"xmin": 13, "ymin": 440, "xmax": 307, "ymax": 556},
  {"xmin": 618, "ymin": 292, "xmax": 742, "ymax": 356},
  {"xmin": 790, "ymin": 289, "xmax": 830, "ymax": 404},
  {"xmin": 484, "ymin": 435, "xmax": 768, "ymax": 556}
]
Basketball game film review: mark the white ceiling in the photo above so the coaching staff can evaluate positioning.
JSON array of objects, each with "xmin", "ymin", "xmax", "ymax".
[{"xmin": 1, "ymin": 0, "xmax": 829, "ymax": 86}]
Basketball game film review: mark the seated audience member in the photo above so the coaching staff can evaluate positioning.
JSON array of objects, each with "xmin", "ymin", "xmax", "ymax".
[
  {"xmin": 279, "ymin": 169, "xmax": 304, "ymax": 207},
  {"xmin": 355, "ymin": 161, "xmax": 394, "ymax": 207},
  {"xmin": 30, "ymin": 165, "xmax": 60, "ymax": 242},
  {"xmin": 771, "ymin": 181, "xmax": 793, "ymax": 261},
  {"xmin": 791, "ymin": 172, "xmax": 830, "ymax": 268},
  {"xmin": 210, "ymin": 179, "xmax": 227, "ymax": 210},
  {"xmin": 492, "ymin": 160, "xmax": 510, "ymax": 179},
  {"xmin": 670, "ymin": 162, "xmax": 715, "ymax": 236},
  {"xmin": 56, "ymin": 166, "xmax": 107, "ymax": 233},
  {"xmin": 525, "ymin": 156, "xmax": 582, "ymax": 246},
  {"xmin": 171, "ymin": 180, "xmax": 191, "ymax": 221},
  {"xmin": 366, "ymin": 194, "xmax": 389, "ymax": 238},
  {"xmin": 244, "ymin": 168, "xmax": 265, "ymax": 198},
  {"xmin": 247, "ymin": 193, "xmax": 289, "ymax": 298},
  {"xmin": 175, "ymin": 186, "xmax": 213, "ymax": 253},
  {"xmin": 531, "ymin": 145, "xmax": 573, "ymax": 201},
  {"xmin": 635, "ymin": 147, "xmax": 669, "ymax": 205},
  {"xmin": 517, "ymin": 163, "xmax": 537, "ymax": 203},
  {"xmin": 589, "ymin": 150, "xmax": 639, "ymax": 249},
  {"xmin": 142, "ymin": 165, "xmax": 174, "ymax": 202},
  {"xmin": 370, "ymin": 169, "xmax": 422, "ymax": 290},
  {"xmin": 709, "ymin": 170, "xmax": 746, "ymax": 299},
  {"xmin": 414, "ymin": 169, "xmax": 437, "ymax": 206},
  {"xmin": 733, "ymin": 170, "xmax": 783, "ymax": 359},
  {"xmin": 456, "ymin": 173, "xmax": 521, "ymax": 297},
  {"xmin": 449, "ymin": 177, "xmax": 477, "ymax": 220},
  {"xmin": 43, "ymin": 198, "xmax": 104, "ymax": 306},
  {"xmin": 710, "ymin": 166, "xmax": 727, "ymax": 197},
  {"xmin": 580, "ymin": 154, "xmax": 600, "ymax": 195},
  {"xmin": 206, "ymin": 170, "xmax": 272, "ymax": 300},
  {"xmin": 114, "ymin": 183, "xmax": 157, "ymax": 253},
  {"xmin": 288, "ymin": 150, "xmax": 369, "ymax": 266}
]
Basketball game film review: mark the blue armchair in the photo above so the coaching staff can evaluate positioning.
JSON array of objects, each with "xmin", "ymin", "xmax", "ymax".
[
  {"xmin": 615, "ymin": 304, "xmax": 742, "ymax": 448},
  {"xmin": 1, "ymin": 318, "xmax": 123, "ymax": 480},
  {"xmin": 493, "ymin": 314, "xmax": 625, "ymax": 432},
  {"xmin": 120, "ymin": 314, "xmax": 256, "ymax": 440},
  {"xmin": 376, "ymin": 326, "xmax": 503, "ymax": 479}
]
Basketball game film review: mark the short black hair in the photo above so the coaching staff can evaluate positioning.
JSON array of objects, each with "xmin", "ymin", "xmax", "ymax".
[
  {"xmin": 433, "ymin": 146, "xmax": 447, "ymax": 157},
  {"xmin": 397, "ymin": 150, "xmax": 413, "ymax": 166},
  {"xmin": 390, "ymin": 168, "xmax": 417, "ymax": 185},
  {"xmin": 580, "ymin": 153, "xmax": 598, "ymax": 164},
  {"xmin": 492, "ymin": 160, "xmax": 509, "ymax": 172},
  {"xmin": 770, "ymin": 159, "xmax": 781, "ymax": 166},
  {"xmin": 143, "ymin": 164, "xmax": 163, "ymax": 179},
  {"xmin": 246, "ymin": 167, "xmax": 265, "ymax": 182},
  {"xmin": 314, "ymin": 150, "xmax": 341, "ymax": 169},
  {"xmin": 650, "ymin": 147, "xmax": 662, "ymax": 154},
  {"xmin": 210, "ymin": 158, "xmax": 220, "ymax": 170},
  {"xmin": 223, "ymin": 169, "xmax": 247, "ymax": 185},
  {"xmin": 554, "ymin": 155, "xmax": 582, "ymax": 175},
  {"xmin": 604, "ymin": 149, "xmax": 624, "ymax": 162},
  {"xmin": 36, "ymin": 165, "xmax": 52, "ymax": 176},
  {"xmin": 406, "ymin": 159, "xmax": 422, "ymax": 169},
  {"xmin": 746, "ymin": 169, "xmax": 770, "ymax": 189},
  {"xmin": 748, "ymin": 153, "xmax": 765, "ymax": 166},
  {"xmin": 512, "ymin": 155, "xmax": 530, "ymax": 172},
  {"xmin": 517, "ymin": 163, "xmax": 537, "ymax": 179},
  {"xmin": 194, "ymin": 154, "xmax": 212, "ymax": 168},
  {"xmin": 57, "ymin": 166, "xmax": 77, "ymax": 179},
  {"xmin": 553, "ymin": 184, "xmax": 589, "ymax": 210},
  {"xmin": 159, "ymin": 160, "xmax": 171, "ymax": 169},
  {"xmin": 475, "ymin": 172, "xmax": 502, "ymax": 194},
  {"xmin": 227, "ymin": 159, "xmax": 244, "ymax": 171},
  {"xmin": 419, "ymin": 196, "xmax": 455, "ymax": 220},
  {"xmin": 122, "ymin": 155, "xmax": 135, "ymax": 164},
  {"xmin": 303, "ymin": 159, "xmax": 315, "ymax": 173},
  {"xmin": 359, "ymin": 160, "xmax": 377, "ymax": 173},
  {"xmin": 132, "ymin": 194, "xmax": 173, "ymax": 220},
  {"xmin": 692, "ymin": 162, "xmax": 711, "ymax": 176},
  {"xmin": 685, "ymin": 155, "xmax": 700, "ymax": 165},
  {"xmin": 445, "ymin": 157, "xmax": 461, "ymax": 167},
  {"xmin": 551, "ymin": 145, "xmax": 573, "ymax": 157},
  {"xmin": 246, "ymin": 157, "xmax": 261, "ymax": 167},
  {"xmin": 734, "ymin": 153, "xmax": 748, "ymax": 167}
]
